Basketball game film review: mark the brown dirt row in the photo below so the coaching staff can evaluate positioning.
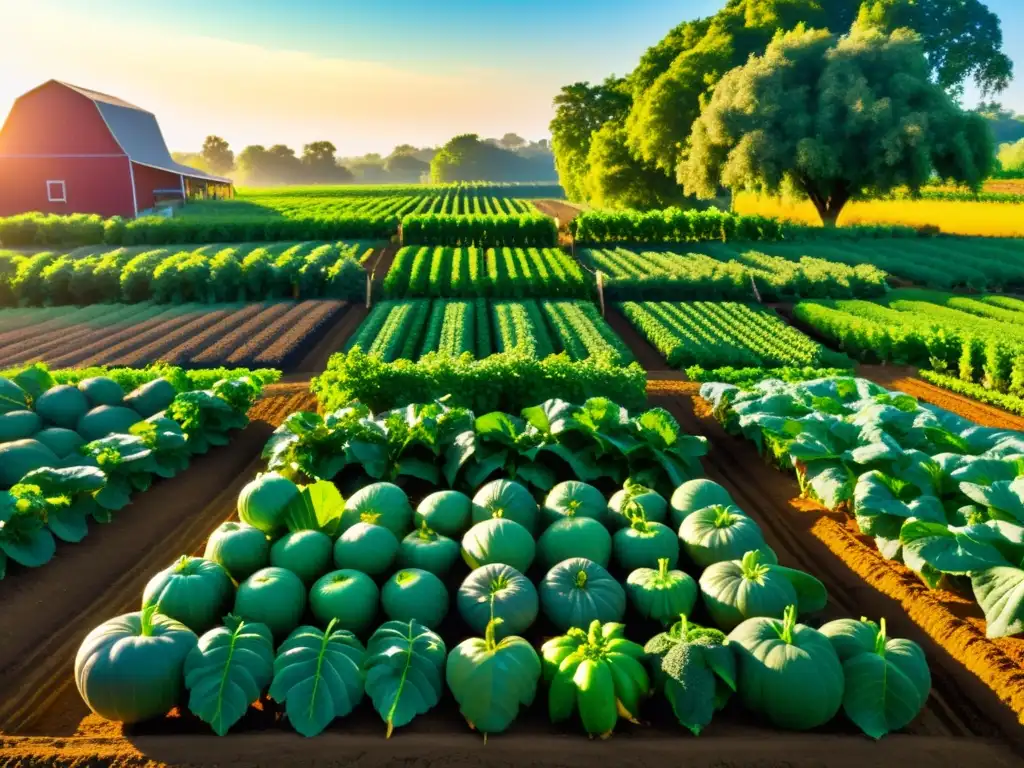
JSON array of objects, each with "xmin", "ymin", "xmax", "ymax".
[
  {"xmin": 368, "ymin": 245, "xmax": 398, "ymax": 281},
  {"xmin": 293, "ymin": 303, "xmax": 368, "ymax": 375},
  {"xmin": 0, "ymin": 388, "xmax": 317, "ymax": 738},
  {"xmin": 605, "ymin": 306, "xmax": 671, "ymax": 371},
  {"xmin": 39, "ymin": 306, "xmax": 177, "ymax": 369},
  {"xmin": 0, "ymin": 305, "xmax": 120, "ymax": 345},
  {"xmin": 251, "ymin": 301, "xmax": 347, "ymax": 369},
  {"xmin": 111, "ymin": 308, "xmax": 241, "ymax": 368},
  {"xmin": 78, "ymin": 309, "xmax": 211, "ymax": 368},
  {"xmin": 223, "ymin": 301, "xmax": 332, "ymax": 368},
  {"xmin": 533, "ymin": 199, "xmax": 584, "ymax": 230},
  {"xmin": 189, "ymin": 303, "xmax": 294, "ymax": 367},
  {"xmin": 158, "ymin": 303, "xmax": 272, "ymax": 366}
]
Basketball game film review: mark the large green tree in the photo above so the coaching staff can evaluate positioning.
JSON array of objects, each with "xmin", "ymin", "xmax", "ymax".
[
  {"xmin": 679, "ymin": 25, "xmax": 994, "ymax": 225},
  {"xmin": 201, "ymin": 135, "xmax": 234, "ymax": 175},
  {"xmin": 583, "ymin": 124, "xmax": 683, "ymax": 209},
  {"xmin": 430, "ymin": 134, "xmax": 556, "ymax": 183}
]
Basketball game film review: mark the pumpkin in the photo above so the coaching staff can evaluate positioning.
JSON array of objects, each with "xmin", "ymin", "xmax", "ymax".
[
  {"xmin": 728, "ymin": 605, "xmax": 844, "ymax": 730},
  {"xmin": 0, "ymin": 410, "xmax": 41, "ymax": 442},
  {"xmin": 613, "ymin": 519, "xmax": 679, "ymax": 571},
  {"xmin": 333, "ymin": 522, "xmax": 399, "ymax": 577},
  {"xmin": 699, "ymin": 550, "xmax": 827, "ymax": 631},
  {"xmin": 381, "ymin": 568, "xmax": 449, "ymax": 629},
  {"xmin": 539, "ymin": 558, "xmax": 626, "ymax": 631},
  {"xmin": 0, "ymin": 439, "xmax": 59, "ymax": 487},
  {"xmin": 625, "ymin": 558, "xmax": 697, "ymax": 625},
  {"xmin": 678, "ymin": 505, "xmax": 777, "ymax": 568},
  {"xmin": 74, "ymin": 606, "xmax": 197, "ymax": 723},
  {"xmin": 471, "ymin": 479, "xmax": 539, "ymax": 535},
  {"xmin": 76, "ymin": 405, "xmax": 143, "ymax": 442},
  {"xmin": 461, "ymin": 518, "xmax": 535, "ymax": 574},
  {"xmin": 33, "ymin": 426, "xmax": 85, "ymax": 458},
  {"xmin": 542, "ymin": 481, "xmax": 607, "ymax": 526},
  {"xmin": 537, "ymin": 517, "xmax": 612, "ymax": 569},
  {"xmin": 270, "ymin": 529, "xmax": 333, "ymax": 585},
  {"xmin": 397, "ymin": 524, "xmax": 460, "ymax": 577},
  {"xmin": 78, "ymin": 376, "xmax": 126, "ymax": 407},
  {"xmin": 818, "ymin": 617, "xmax": 931, "ymax": 739},
  {"xmin": 124, "ymin": 378, "xmax": 177, "ymax": 419},
  {"xmin": 541, "ymin": 620, "xmax": 648, "ymax": 737},
  {"xmin": 35, "ymin": 385, "xmax": 90, "ymax": 430},
  {"xmin": 233, "ymin": 567, "xmax": 307, "ymax": 640},
  {"xmin": 203, "ymin": 521, "xmax": 270, "ymax": 582},
  {"xmin": 309, "ymin": 569, "xmax": 380, "ymax": 634},
  {"xmin": 446, "ymin": 618, "xmax": 541, "ymax": 735},
  {"xmin": 670, "ymin": 479, "xmax": 734, "ymax": 529},
  {"xmin": 607, "ymin": 482, "xmax": 667, "ymax": 531},
  {"xmin": 238, "ymin": 471, "xmax": 300, "ymax": 535},
  {"xmin": 141, "ymin": 555, "xmax": 234, "ymax": 635},
  {"xmin": 340, "ymin": 482, "xmax": 413, "ymax": 539},
  {"xmin": 457, "ymin": 563, "xmax": 538, "ymax": 638},
  {"xmin": 415, "ymin": 490, "xmax": 472, "ymax": 537}
]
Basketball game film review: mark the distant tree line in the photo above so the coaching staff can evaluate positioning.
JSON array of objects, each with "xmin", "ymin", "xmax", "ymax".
[{"xmin": 172, "ymin": 133, "xmax": 557, "ymax": 186}]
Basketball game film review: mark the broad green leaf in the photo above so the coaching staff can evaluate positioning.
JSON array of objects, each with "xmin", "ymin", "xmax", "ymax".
[
  {"xmin": 972, "ymin": 566, "xmax": 1024, "ymax": 639},
  {"xmin": 662, "ymin": 644, "xmax": 718, "ymax": 736},
  {"xmin": 0, "ymin": 510, "xmax": 56, "ymax": 568},
  {"xmin": 961, "ymin": 478, "xmax": 1024, "ymax": 523},
  {"xmin": 47, "ymin": 500, "xmax": 92, "ymax": 543},
  {"xmin": 363, "ymin": 619, "xmax": 446, "ymax": 737},
  {"xmin": 269, "ymin": 620, "xmax": 366, "ymax": 737},
  {"xmin": 801, "ymin": 461, "xmax": 854, "ymax": 509},
  {"xmin": 443, "ymin": 430, "xmax": 475, "ymax": 487},
  {"xmin": 900, "ymin": 520, "xmax": 1009, "ymax": 576},
  {"xmin": 772, "ymin": 565, "xmax": 828, "ymax": 613},
  {"xmin": 396, "ymin": 457, "xmax": 440, "ymax": 484},
  {"xmin": 184, "ymin": 617, "xmax": 275, "ymax": 736},
  {"xmin": 283, "ymin": 481, "xmax": 343, "ymax": 536}
]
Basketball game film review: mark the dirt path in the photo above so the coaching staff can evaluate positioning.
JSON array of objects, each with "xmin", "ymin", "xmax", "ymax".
[
  {"xmin": 532, "ymin": 199, "xmax": 584, "ymax": 228},
  {"xmin": 369, "ymin": 245, "xmax": 399, "ymax": 280},
  {"xmin": 291, "ymin": 303, "xmax": 368, "ymax": 376},
  {"xmin": 605, "ymin": 306, "xmax": 672, "ymax": 372}
]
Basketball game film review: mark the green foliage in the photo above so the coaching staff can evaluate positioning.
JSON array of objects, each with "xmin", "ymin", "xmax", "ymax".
[
  {"xmin": 402, "ymin": 214, "xmax": 556, "ymax": 248},
  {"xmin": 429, "ymin": 134, "xmax": 556, "ymax": 184},
  {"xmin": 680, "ymin": 25, "xmax": 994, "ymax": 226},
  {"xmin": 0, "ymin": 363, "xmax": 280, "ymax": 392}
]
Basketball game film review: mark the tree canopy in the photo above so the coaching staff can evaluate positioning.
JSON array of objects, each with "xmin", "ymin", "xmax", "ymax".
[
  {"xmin": 430, "ymin": 133, "xmax": 557, "ymax": 183},
  {"xmin": 201, "ymin": 135, "xmax": 234, "ymax": 175},
  {"xmin": 550, "ymin": 0, "xmax": 1013, "ymax": 209},
  {"xmin": 679, "ymin": 24, "xmax": 994, "ymax": 225}
]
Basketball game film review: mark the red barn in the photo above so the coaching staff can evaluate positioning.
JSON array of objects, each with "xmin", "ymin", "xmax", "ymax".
[{"xmin": 0, "ymin": 80, "xmax": 233, "ymax": 219}]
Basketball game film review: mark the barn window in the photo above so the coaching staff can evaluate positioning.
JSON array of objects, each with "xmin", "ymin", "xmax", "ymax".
[{"xmin": 46, "ymin": 180, "xmax": 67, "ymax": 203}]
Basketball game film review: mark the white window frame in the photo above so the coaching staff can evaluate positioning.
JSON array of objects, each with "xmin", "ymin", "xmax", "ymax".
[{"xmin": 46, "ymin": 180, "xmax": 67, "ymax": 203}]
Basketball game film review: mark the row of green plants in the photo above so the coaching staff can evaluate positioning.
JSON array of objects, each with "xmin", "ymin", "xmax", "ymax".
[
  {"xmin": 792, "ymin": 291, "xmax": 1024, "ymax": 395},
  {"xmin": 312, "ymin": 348, "xmax": 647, "ymax": 415},
  {"xmin": 683, "ymin": 365, "xmax": 854, "ymax": 389},
  {"xmin": 72, "ymin": 396, "xmax": 927, "ymax": 740},
  {"xmin": 580, "ymin": 246, "xmax": 887, "ymax": 302},
  {"xmin": 401, "ymin": 214, "xmax": 558, "ymax": 248},
  {"xmin": 0, "ymin": 363, "xmax": 280, "ymax": 393},
  {"xmin": 383, "ymin": 246, "xmax": 592, "ymax": 300},
  {"xmin": 1, "ymin": 242, "xmax": 369, "ymax": 306},
  {"xmin": 619, "ymin": 301, "xmax": 850, "ymax": 371},
  {"xmin": 701, "ymin": 376, "xmax": 1024, "ymax": 639},
  {"xmin": 239, "ymin": 182, "xmax": 565, "ymax": 199},
  {"xmin": 569, "ymin": 208, "xmax": 923, "ymax": 245},
  {"xmin": 918, "ymin": 370, "xmax": 1024, "ymax": 418},
  {"xmin": 0, "ymin": 363, "xmax": 265, "ymax": 577}
]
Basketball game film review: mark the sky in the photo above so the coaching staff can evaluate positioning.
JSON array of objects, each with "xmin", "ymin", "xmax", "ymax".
[{"xmin": 0, "ymin": 0, "xmax": 1022, "ymax": 157}]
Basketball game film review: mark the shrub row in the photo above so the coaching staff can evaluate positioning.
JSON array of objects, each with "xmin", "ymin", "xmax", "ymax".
[{"xmin": 401, "ymin": 214, "xmax": 557, "ymax": 247}]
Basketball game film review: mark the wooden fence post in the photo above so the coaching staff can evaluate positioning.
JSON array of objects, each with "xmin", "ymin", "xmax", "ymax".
[
  {"xmin": 366, "ymin": 274, "xmax": 373, "ymax": 309},
  {"xmin": 597, "ymin": 271, "xmax": 606, "ymax": 317},
  {"xmin": 750, "ymin": 276, "xmax": 762, "ymax": 304}
]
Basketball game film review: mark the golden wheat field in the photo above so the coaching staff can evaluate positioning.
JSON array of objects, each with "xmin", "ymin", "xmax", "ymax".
[{"xmin": 734, "ymin": 192, "xmax": 1024, "ymax": 237}]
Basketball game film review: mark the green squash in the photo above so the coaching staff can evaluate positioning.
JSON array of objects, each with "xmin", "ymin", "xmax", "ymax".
[
  {"xmin": 542, "ymin": 481, "xmax": 607, "ymax": 526},
  {"xmin": 461, "ymin": 518, "xmax": 535, "ymax": 574},
  {"xmin": 35, "ymin": 385, "xmax": 90, "ymax": 430},
  {"xmin": 0, "ymin": 376, "xmax": 29, "ymax": 414},
  {"xmin": 397, "ymin": 524, "xmax": 460, "ymax": 577},
  {"xmin": 699, "ymin": 550, "xmax": 827, "ymax": 631},
  {"xmin": 309, "ymin": 569, "xmax": 379, "ymax": 634},
  {"xmin": 340, "ymin": 482, "xmax": 413, "ymax": 539},
  {"xmin": 539, "ymin": 558, "xmax": 626, "ymax": 631},
  {"xmin": 141, "ymin": 556, "xmax": 234, "ymax": 635},
  {"xmin": 537, "ymin": 517, "xmax": 611, "ymax": 569},
  {"xmin": 0, "ymin": 410, "xmax": 41, "ymax": 442},
  {"xmin": 728, "ymin": 605, "xmax": 844, "ymax": 730},
  {"xmin": 670, "ymin": 479, "xmax": 734, "ymax": 529},
  {"xmin": 333, "ymin": 522, "xmax": 399, "ymax": 577},
  {"xmin": 613, "ymin": 519, "xmax": 679, "ymax": 571},
  {"xmin": 471, "ymin": 479, "xmax": 539, "ymax": 535},
  {"xmin": 33, "ymin": 427, "xmax": 85, "ymax": 459},
  {"xmin": 76, "ymin": 405, "xmax": 143, "ymax": 442},
  {"xmin": 237, "ymin": 471, "xmax": 300, "ymax": 535},
  {"xmin": 415, "ymin": 490, "xmax": 471, "ymax": 537},
  {"xmin": 270, "ymin": 529, "xmax": 333, "ymax": 585},
  {"xmin": 607, "ymin": 481, "xmax": 667, "ymax": 531},
  {"xmin": 233, "ymin": 566, "xmax": 307, "ymax": 640},
  {"xmin": 625, "ymin": 558, "xmax": 697, "ymax": 625},
  {"xmin": 446, "ymin": 618, "xmax": 541, "ymax": 735},
  {"xmin": 124, "ymin": 378, "xmax": 177, "ymax": 419},
  {"xmin": 203, "ymin": 521, "xmax": 270, "ymax": 582},
  {"xmin": 381, "ymin": 568, "xmax": 449, "ymax": 629},
  {"xmin": 78, "ymin": 376, "xmax": 126, "ymax": 408},
  {"xmin": 0, "ymin": 439, "xmax": 59, "ymax": 487},
  {"xmin": 679, "ymin": 505, "xmax": 777, "ymax": 568},
  {"xmin": 818, "ymin": 617, "xmax": 931, "ymax": 740},
  {"xmin": 74, "ymin": 606, "xmax": 198, "ymax": 724},
  {"xmin": 457, "ymin": 563, "xmax": 538, "ymax": 638}
]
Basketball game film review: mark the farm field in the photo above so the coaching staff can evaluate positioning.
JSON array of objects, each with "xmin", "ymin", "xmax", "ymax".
[
  {"xmin": 735, "ymin": 192, "xmax": 1024, "ymax": 238},
  {"xmin": 0, "ymin": 300, "xmax": 350, "ymax": 370},
  {"xmin": 383, "ymin": 246, "xmax": 592, "ymax": 299},
  {"xmin": 345, "ymin": 298, "xmax": 632, "ymax": 365}
]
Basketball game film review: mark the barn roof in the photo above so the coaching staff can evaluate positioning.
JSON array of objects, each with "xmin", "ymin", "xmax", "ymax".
[{"xmin": 56, "ymin": 80, "xmax": 232, "ymax": 185}]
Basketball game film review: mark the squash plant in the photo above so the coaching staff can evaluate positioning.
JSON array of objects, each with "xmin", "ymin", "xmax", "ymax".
[
  {"xmin": 679, "ymin": 505, "xmax": 776, "ymax": 568},
  {"xmin": 540, "ymin": 557, "xmax": 625, "ymax": 631},
  {"xmin": 541, "ymin": 620, "xmax": 649, "ymax": 738},
  {"xmin": 457, "ymin": 563, "xmax": 538, "ymax": 638},
  {"xmin": 364, "ymin": 619, "xmax": 447, "ymax": 737},
  {"xmin": 447, "ymin": 618, "xmax": 541, "ymax": 737},
  {"xmin": 613, "ymin": 518, "xmax": 678, "ymax": 571},
  {"xmin": 626, "ymin": 559, "xmax": 697, "ymax": 625},
  {"xmin": 643, "ymin": 615, "xmax": 736, "ymax": 735},
  {"xmin": 142, "ymin": 555, "xmax": 235, "ymax": 636}
]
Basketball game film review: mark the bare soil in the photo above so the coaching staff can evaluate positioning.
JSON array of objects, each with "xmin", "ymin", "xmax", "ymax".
[
  {"xmin": 532, "ymin": 200, "xmax": 585, "ymax": 230},
  {"xmin": 606, "ymin": 306, "xmax": 672, "ymax": 372}
]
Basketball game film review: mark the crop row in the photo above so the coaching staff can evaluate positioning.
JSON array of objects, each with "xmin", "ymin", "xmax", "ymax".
[
  {"xmin": 619, "ymin": 301, "xmax": 848, "ymax": 370},
  {"xmin": 180, "ymin": 194, "xmax": 535, "ymax": 221},
  {"xmin": 400, "ymin": 214, "xmax": 557, "ymax": 247},
  {"xmin": 384, "ymin": 246, "xmax": 591, "ymax": 299},
  {"xmin": 346, "ymin": 299, "xmax": 633, "ymax": 367},
  {"xmin": 0, "ymin": 300, "xmax": 346, "ymax": 370},
  {"xmin": 793, "ymin": 289, "xmax": 1024, "ymax": 393},
  {"xmin": 582, "ymin": 245, "xmax": 886, "ymax": 301},
  {"xmin": 0, "ymin": 242, "xmax": 370, "ymax": 307},
  {"xmin": 238, "ymin": 182, "xmax": 565, "ymax": 199}
]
